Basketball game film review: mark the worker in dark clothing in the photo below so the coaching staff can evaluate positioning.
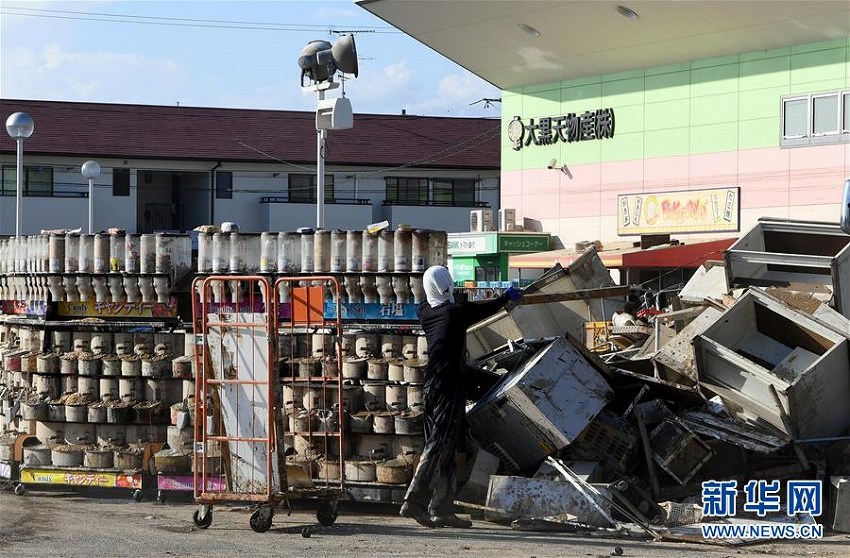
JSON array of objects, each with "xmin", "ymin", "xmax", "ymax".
[{"xmin": 400, "ymin": 265, "xmax": 522, "ymax": 528}]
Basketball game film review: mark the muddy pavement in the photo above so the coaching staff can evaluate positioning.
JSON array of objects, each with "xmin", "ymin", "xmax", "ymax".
[{"xmin": 1, "ymin": 491, "xmax": 849, "ymax": 558}]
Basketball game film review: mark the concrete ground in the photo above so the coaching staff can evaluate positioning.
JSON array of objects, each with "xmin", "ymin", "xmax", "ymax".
[{"xmin": 1, "ymin": 490, "xmax": 849, "ymax": 558}]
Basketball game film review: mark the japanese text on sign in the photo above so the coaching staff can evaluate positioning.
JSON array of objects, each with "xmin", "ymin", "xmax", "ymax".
[
  {"xmin": 507, "ymin": 110, "xmax": 615, "ymax": 151},
  {"xmin": 617, "ymin": 187, "xmax": 740, "ymax": 236}
]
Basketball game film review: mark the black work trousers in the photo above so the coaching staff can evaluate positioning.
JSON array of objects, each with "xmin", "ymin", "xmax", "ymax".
[{"xmin": 402, "ymin": 381, "xmax": 466, "ymax": 516}]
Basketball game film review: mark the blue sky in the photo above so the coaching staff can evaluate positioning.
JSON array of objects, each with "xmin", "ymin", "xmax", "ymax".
[{"xmin": 1, "ymin": 0, "xmax": 501, "ymax": 117}]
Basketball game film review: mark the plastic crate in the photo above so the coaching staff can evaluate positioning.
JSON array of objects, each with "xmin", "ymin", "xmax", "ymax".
[{"xmin": 563, "ymin": 409, "xmax": 637, "ymax": 475}]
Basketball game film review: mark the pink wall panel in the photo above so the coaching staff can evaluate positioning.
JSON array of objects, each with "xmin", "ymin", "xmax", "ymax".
[
  {"xmin": 738, "ymin": 179, "xmax": 789, "ymax": 209},
  {"xmin": 502, "ymin": 144, "xmax": 848, "ymax": 225},
  {"xmin": 689, "ymin": 151, "xmax": 739, "ymax": 183},
  {"xmin": 737, "ymin": 148, "xmax": 790, "ymax": 183},
  {"xmin": 643, "ymin": 156, "xmax": 689, "ymax": 191}
]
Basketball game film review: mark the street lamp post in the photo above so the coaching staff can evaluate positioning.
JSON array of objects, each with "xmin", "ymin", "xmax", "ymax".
[
  {"xmin": 5, "ymin": 112, "xmax": 35, "ymax": 237},
  {"xmin": 297, "ymin": 35, "xmax": 358, "ymax": 229},
  {"xmin": 81, "ymin": 161, "xmax": 101, "ymax": 233}
]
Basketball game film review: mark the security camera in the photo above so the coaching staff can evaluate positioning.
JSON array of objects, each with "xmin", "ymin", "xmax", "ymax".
[{"xmin": 547, "ymin": 158, "xmax": 557, "ymax": 170}]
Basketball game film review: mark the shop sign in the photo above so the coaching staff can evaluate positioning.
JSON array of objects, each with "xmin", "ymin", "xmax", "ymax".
[
  {"xmin": 21, "ymin": 468, "xmax": 142, "ymax": 488},
  {"xmin": 497, "ymin": 235, "xmax": 550, "ymax": 253},
  {"xmin": 507, "ymin": 109, "xmax": 615, "ymax": 150},
  {"xmin": 0, "ymin": 300, "xmax": 48, "ymax": 317},
  {"xmin": 157, "ymin": 475, "xmax": 227, "ymax": 492},
  {"xmin": 617, "ymin": 187, "xmax": 740, "ymax": 236},
  {"xmin": 58, "ymin": 299, "xmax": 178, "ymax": 319},
  {"xmin": 324, "ymin": 301, "xmax": 419, "ymax": 321},
  {"xmin": 447, "ymin": 235, "xmax": 489, "ymax": 255}
]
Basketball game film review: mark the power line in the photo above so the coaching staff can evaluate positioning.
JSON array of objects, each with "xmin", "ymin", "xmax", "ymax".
[{"xmin": 0, "ymin": 6, "xmax": 400, "ymax": 34}]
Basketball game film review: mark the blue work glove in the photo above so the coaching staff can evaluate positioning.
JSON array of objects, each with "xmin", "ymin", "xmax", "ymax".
[{"xmin": 505, "ymin": 285, "xmax": 523, "ymax": 303}]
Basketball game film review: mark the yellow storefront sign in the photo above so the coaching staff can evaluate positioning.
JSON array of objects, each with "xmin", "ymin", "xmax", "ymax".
[
  {"xmin": 617, "ymin": 187, "xmax": 740, "ymax": 236},
  {"xmin": 21, "ymin": 468, "xmax": 142, "ymax": 488}
]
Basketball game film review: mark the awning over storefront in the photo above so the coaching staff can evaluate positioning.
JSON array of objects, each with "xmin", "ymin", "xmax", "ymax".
[
  {"xmin": 509, "ymin": 238, "xmax": 737, "ymax": 270},
  {"xmin": 621, "ymin": 238, "xmax": 736, "ymax": 269}
]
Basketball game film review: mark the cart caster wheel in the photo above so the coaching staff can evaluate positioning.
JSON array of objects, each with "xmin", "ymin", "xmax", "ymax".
[
  {"xmin": 193, "ymin": 506, "xmax": 213, "ymax": 529},
  {"xmin": 316, "ymin": 501, "xmax": 338, "ymax": 526},
  {"xmin": 13, "ymin": 483, "xmax": 25, "ymax": 496},
  {"xmin": 132, "ymin": 489, "xmax": 143, "ymax": 502},
  {"xmin": 250, "ymin": 507, "xmax": 274, "ymax": 533}
]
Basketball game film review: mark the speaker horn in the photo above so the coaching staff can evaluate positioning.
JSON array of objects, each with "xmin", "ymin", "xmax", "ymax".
[
  {"xmin": 331, "ymin": 34, "xmax": 358, "ymax": 77},
  {"xmin": 298, "ymin": 40, "xmax": 332, "ymax": 85},
  {"xmin": 316, "ymin": 34, "xmax": 358, "ymax": 78}
]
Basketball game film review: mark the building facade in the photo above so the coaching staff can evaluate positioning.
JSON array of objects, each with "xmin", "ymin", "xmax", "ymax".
[
  {"xmin": 0, "ymin": 100, "xmax": 500, "ymax": 235},
  {"xmin": 501, "ymin": 39, "xmax": 850, "ymax": 245},
  {"xmin": 359, "ymin": 1, "xmax": 850, "ymax": 250}
]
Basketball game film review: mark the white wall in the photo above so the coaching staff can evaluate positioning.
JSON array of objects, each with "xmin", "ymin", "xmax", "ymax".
[{"xmin": 265, "ymin": 202, "xmax": 374, "ymax": 231}]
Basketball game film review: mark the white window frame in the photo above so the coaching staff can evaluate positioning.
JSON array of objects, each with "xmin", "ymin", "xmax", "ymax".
[
  {"xmin": 780, "ymin": 94, "xmax": 810, "ymax": 147},
  {"xmin": 842, "ymin": 91, "xmax": 850, "ymax": 142},
  {"xmin": 811, "ymin": 91, "xmax": 840, "ymax": 145},
  {"xmin": 781, "ymin": 89, "xmax": 850, "ymax": 148}
]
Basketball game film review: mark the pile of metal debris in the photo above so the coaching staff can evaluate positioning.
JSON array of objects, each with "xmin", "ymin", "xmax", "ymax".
[{"xmin": 455, "ymin": 219, "xmax": 850, "ymax": 545}]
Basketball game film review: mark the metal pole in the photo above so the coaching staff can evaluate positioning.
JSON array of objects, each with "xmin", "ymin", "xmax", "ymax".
[
  {"xmin": 316, "ymin": 89, "xmax": 325, "ymax": 229},
  {"xmin": 88, "ymin": 178, "xmax": 94, "ymax": 233},
  {"xmin": 15, "ymin": 138, "xmax": 23, "ymax": 237}
]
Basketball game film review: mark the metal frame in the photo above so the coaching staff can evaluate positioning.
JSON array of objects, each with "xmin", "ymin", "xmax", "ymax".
[
  {"xmin": 193, "ymin": 275, "xmax": 277, "ymax": 505},
  {"xmin": 274, "ymin": 275, "xmax": 345, "ymax": 493}
]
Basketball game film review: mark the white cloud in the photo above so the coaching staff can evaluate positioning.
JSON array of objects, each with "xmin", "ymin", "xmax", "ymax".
[{"xmin": 1, "ymin": 42, "xmax": 184, "ymax": 104}]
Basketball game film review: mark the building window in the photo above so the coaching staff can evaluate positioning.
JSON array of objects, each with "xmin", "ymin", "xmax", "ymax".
[
  {"xmin": 843, "ymin": 92, "xmax": 850, "ymax": 134},
  {"xmin": 385, "ymin": 177, "xmax": 428, "ymax": 205},
  {"xmin": 216, "ymin": 171, "xmax": 233, "ymax": 199},
  {"xmin": 812, "ymin": 93, "xmax": 839, "ymax": 137},
  {"xmin": 289, "ymin": 174, "xmax": 334, "ymax": 203},
  {"xmin": 782, "ymin": 90, "xmax": 850, "ymax": 147},
  {"xmin": 1, "ymin": 165, "xmax": 54, "ymax": 196},
  {"xmin": 113, "ymin": 168, "xmax": 130, "ymax": 196},
  {"xmin": 432, "ymin": 178, "xmax": 477, "ymax": 206}
]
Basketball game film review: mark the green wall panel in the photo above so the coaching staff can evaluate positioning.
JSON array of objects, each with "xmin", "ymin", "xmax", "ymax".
[
  {"xmin": 739, "ymin": 87, "xmax": 787, "ymax": 120},
  {"xmin": 690, "ymin": 122, "xmax": 738, "ymax": 153},
  {"xmin": 644, "ymin": 128, "xmax": 689, "ymax": 158},
  {"xmin": 790, "ymin": 47, "xmax": 846, "ymax": 85},
  {"xmin": 601, "ymin": 78, "xmax": 645, "ymax": 107},
  {"xmin": 739, "ymin": 46, "xmax": 791, "ymax": 62},
  {"xmin": 792, "ymin": 40, "xmax": 847, "ymax": 54},
  {"xmin": 789, "ymin": 79, "xmax": 847, "ymax": 95},
  {"xmin": 502, "ymin": 39, "xmax": 849, "ymax": 168},
  {"xmin": 738, "ymin": 118, "xmax": 779, "ymax": 150},
  {"xmin": 560, "ymin": 83, "xmax": 602, "ymax": 104},
  {"xmin": 601, "ymin": 132, "xmax": 644, "ymax": 161},
  {"xmin": 610, "ymin": 104, "xmax": 645, "ymax": 134},
  {"xmin": 690, "ymin": 93, "xmax": 739, "ymax": 126},
  {"xmin": 691, "ymin": 64, "xmax": 739, "ymax": 96},
  {"xmin": 644, "ymin": 99, "xmax": 690, "ymax": 131},
  {"xmin": 739, "ymin": 56, "xmax": 790, "ymax": 90},
  {"xmin": 645, "ymin": 71, "xmax": 690, "ymax": 102}
]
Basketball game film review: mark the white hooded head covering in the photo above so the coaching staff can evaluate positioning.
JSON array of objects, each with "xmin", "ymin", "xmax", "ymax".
[{"xmin": 423, "ymin": 265, "xmax": 455, "ymax": 308}]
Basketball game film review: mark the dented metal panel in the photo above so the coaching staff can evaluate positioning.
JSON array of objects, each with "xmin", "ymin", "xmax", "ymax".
[
  {"xmin": 654, "ymin": 307, "xmax": 723, "ymax": 383},
  {"xmin": 724, "ymin": 218, "xmax": 850, "ymax": 318},
  {"xmin": 678, "ymin": 264, "xmax": 728, "ymax": 306},
  {"xmin": 467, "ymin": 337, "xmax": 613, "ymax": 472},
  {"xmin": 694, "ymin": 289, "xmax": 850, "ymax": 439},
  {"xmin": 678, "ymin": 411, "xmax": 787, "ymax": 453},
  {"xmin": 485, "ymin": 475, "xmax": 612, "ymax": 527},
  {"xmin": 467, "ymin": 248, "xmax": 619, "ymax": 360}
]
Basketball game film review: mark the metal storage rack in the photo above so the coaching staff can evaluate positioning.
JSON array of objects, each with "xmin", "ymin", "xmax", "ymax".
[{"xmin": 191, "ymin": 275, "xmax": 342, "ymax": 532}]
